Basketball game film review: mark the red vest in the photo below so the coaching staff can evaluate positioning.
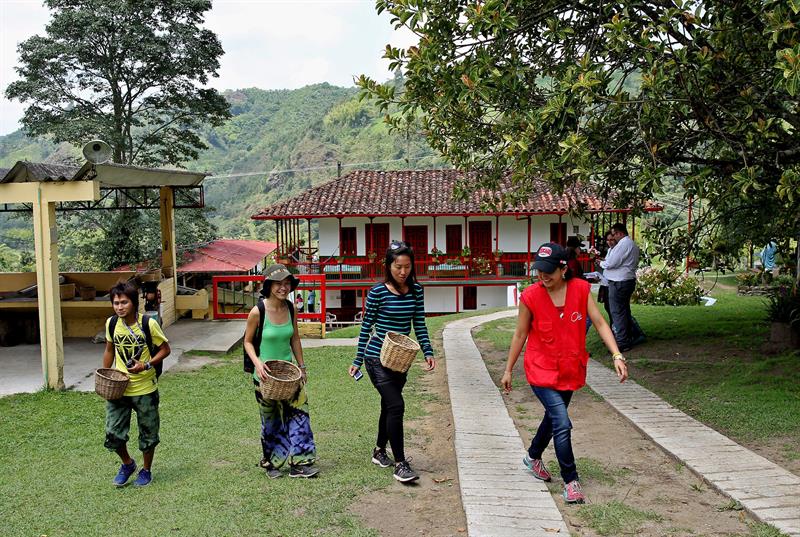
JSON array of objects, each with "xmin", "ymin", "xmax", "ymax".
[{"xmin": 521, "ymin": 278, "xmax": 590, "ymax": 391}]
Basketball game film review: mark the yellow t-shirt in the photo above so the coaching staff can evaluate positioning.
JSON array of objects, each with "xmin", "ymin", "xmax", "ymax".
[{"xmin": 105, "ymin": 314, "xmax": 168, "ymax": 396}]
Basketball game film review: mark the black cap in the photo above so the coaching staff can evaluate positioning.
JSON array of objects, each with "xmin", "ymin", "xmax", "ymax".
[{"xmin": 533, "ymin": 243, "xmax": 568, "ymax": 273}]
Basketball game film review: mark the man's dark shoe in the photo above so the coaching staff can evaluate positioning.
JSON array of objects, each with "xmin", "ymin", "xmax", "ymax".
[
  {"xmin": 371, "ymin": 447, "xmax": 394, "ymax": 468},
  {"xmin": 393, "ymin": 460, "xmax": 419, "ymax": 483},
  {"xmin": 289, "ymin": 464, "xmax": 319, "ymax": 478},
  {"xmin": 113, "ymin": 460, "xmax": 137, "ymax": 487},
  {"xmin": 133, "ymin": 468, "xmax": 152, "ymax": 487}
]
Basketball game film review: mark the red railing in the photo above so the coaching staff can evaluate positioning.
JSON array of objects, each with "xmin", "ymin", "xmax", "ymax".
[
  {"xmin": 276, "ymin": 253, "xmax": 594, "ymax": 282},
  {"xmin": 212, "ymin": 274, "xmax": 326, "ymax": 321}
]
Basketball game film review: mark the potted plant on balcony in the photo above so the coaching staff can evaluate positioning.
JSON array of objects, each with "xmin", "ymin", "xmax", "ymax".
[
  {"xmin": 474, "ymin": 256, "xmax": 492, "ymax": 275},
  {"xmin": 430, "ymin": 247, "xmax": 443, "ymax": 264},
  {"xmin": 367, "ymin": 251, "xmax": 378, "ymax": 262},
  {"xmin": 492, "ymin": 249, "xmax": 504, "ymax": 262},
  {"xmin": 335, "ymin": 255, "xmax": 345, "ymax": 265},
  {"xmin": 460, "ymin": 246, "xmax": 471, "ymax": 264}
]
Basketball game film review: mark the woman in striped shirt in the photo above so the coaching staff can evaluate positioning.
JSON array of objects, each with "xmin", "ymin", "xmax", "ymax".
[{"xmin": 349, "ymin": 240, "xmax": 436, "ymax": 483}]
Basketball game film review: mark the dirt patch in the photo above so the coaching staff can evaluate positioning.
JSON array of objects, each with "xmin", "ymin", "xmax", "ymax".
[
  {"xmin": 349, "ymin": 338, "xmax": 467, "ymax": 536},
  {"xmin": 169, "ymin": 353, "xmax": 225, "ymax": 373},
  {"xmin": 475, "ymin": 335, "xmax": 756, "ymax": 537}
]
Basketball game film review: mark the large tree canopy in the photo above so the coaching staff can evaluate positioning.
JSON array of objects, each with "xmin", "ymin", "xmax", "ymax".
[
  {"xmin": 6, "ymin": 0, "xmax": 230, "ymax": 166},
  {"xmin": 359, "ymin": 1, "xmax": 800, "ymax": 254}
]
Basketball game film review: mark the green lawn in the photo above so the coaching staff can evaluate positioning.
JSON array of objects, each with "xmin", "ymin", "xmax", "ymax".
[
  {"xmin": 474, "ymin": 291, "xmax": 800, "ymax": 445},
  {"xmin": 0, "ymin": 308, "xmax": 498, "ymax": 536},
  {"xmin": 0, "ymin": 346, "xmax": 391, "ymax": 536}
]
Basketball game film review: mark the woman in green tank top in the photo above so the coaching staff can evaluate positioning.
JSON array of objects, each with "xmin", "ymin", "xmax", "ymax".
[{"xmin": 243, "ymin": 265, "xmax": 318, "ymax": 478}]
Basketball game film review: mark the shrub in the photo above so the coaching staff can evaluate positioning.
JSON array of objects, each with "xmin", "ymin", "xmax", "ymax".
[
  {"xmin": 735, "ymin": 271, "xmax": 763, "ymax": 287},
  {"xmin": 765, "ymin": 284, "xmax": 800, "ymax": 324},
  {"xmin": 632, "ymin": 266, "xmax": 703, "ymax": 306}
]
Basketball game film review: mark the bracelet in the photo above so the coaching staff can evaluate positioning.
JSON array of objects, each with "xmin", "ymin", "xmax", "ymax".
[
  {"xmin": 298, "ymin": 364, "xmax": 307, "ymax": 369},
  {"xmin": 144, "ymin": 362, "xmax": 152, "ymax": 371},
  {"xmin": 612, "ymin": 353, "xmax": 626, "ymax": 362}
]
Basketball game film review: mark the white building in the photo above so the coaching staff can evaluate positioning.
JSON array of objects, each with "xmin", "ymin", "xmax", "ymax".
[{"xmin": 253, "ymin": 170, "xmax": 658, "ymax": 319}]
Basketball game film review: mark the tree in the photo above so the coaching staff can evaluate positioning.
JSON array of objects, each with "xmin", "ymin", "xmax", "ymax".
[
  {"xmin": 6, "ymin": 0, "xmax": 230, "ymax": 166},
  {"xmin": 6, "ymin": 0, "xmax": 230, "ymax": 270},
  {"xmin": 359, "ymin": 1, "xmax": 800, "ymax": 258}
]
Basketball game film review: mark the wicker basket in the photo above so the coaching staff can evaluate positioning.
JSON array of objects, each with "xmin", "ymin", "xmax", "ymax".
[
  {"xmin": 95, "ymin": 368, "xmax": 129, "ymax": 400},
  {"xmin": 380, "ymin": 332, "xmax": 420, "ymax": 373},
  {"xmin": 259, "ymin": 360, "xmax": 303, "ymax": 401}
]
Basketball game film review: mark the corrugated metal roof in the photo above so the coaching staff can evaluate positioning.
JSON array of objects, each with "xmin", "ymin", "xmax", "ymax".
[
  {"xmin": 178, "ymin": 239, "xmax": 277, "ymax": 273},
  {"xmin": 0, "ymin": 161, "xmax": 207, "ymax": 187},
  {"xmin": 116, "ymin": 240, "xmax": 277, "ymax": 274}
]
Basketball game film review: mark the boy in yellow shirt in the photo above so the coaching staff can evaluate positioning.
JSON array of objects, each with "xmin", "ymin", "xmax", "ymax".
[{"xmin": 102, "ymin": 282, "xmax": 170, "ymax": 487}]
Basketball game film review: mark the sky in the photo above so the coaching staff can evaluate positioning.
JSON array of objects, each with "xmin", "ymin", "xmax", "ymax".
[{"xmin": 0, "ymin": 0, "xmax": 418, "ymax": 135}]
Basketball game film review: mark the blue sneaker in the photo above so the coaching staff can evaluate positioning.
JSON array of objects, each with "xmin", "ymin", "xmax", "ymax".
[
  {"xmin": 113, "ymin": 461, "xmax": 137, "ymax": 487},
  {"xmin": 133, "ymin": 468, "xmax": 152, "ymax": 487}
]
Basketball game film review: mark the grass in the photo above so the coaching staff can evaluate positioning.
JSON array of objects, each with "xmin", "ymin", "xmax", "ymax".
[
  {"xmin": 546, "ymin": 457, "xmax": 630, "ymax": 486},
  {"xmin": 576, "ymin": 500, "xmax": 662, "ymax": 535},
  {"xmin": 0, "ymin": 307, "xmax": 501, "ymax": 537},
  {"xmin": 476, "ymin": 290, "xmax": 800, "ymax": 446},
  {"xmin": 0, "ymin": 345, "xmax": 390, "ymax": 536}
]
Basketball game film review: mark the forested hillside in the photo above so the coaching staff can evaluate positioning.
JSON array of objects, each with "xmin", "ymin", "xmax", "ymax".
[{"xmin": 0, "ymin": 83, "xmax": 444, "ymax": 270}]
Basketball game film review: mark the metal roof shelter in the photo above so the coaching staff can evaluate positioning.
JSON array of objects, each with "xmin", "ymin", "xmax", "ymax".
[{"xmin": 0, "ymin": 161, "xmax": 208, "ymax": 390}]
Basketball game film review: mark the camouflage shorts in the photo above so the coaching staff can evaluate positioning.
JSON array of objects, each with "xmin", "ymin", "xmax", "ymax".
[{"xmin": 104, "ymin": 390, "xmax": 160, "ymax": 452}]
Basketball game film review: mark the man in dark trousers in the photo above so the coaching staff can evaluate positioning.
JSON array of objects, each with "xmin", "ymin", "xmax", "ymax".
[{"xmin": 600, "ymin": 223, "xmax": 644, "ymax": 351}]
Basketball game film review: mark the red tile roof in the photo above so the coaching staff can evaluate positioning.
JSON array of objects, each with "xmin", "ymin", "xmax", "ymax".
[
  {"xmin": 116, "ymin": 240, "xmax": 276, "ymax": 274},
  {"xmin": 252, "ymin": 169, "xmax": 659, "ymax": 219}
]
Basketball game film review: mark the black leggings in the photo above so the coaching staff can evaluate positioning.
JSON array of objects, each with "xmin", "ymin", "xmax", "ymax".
[{"xmin": 365, "ymin": 358, "xmax": 408, "ymax": 462}]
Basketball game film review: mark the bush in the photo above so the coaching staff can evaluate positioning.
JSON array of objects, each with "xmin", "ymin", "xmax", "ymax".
[
  {"xmin": 765, "ymin": 284, "xmax": 800, "ymax": 324},
  {"xmin": 632, "ymin": 266, "xmax": 703, "ymax": 306},
  {"xmin": 736, "ymin": 271, "xmax": 763, "ymax": 287}
]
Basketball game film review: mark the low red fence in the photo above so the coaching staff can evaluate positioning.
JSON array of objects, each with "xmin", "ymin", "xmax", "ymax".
[{"xmin": 212, "ymin": 274, "xmax": 326, "ymax": 321}]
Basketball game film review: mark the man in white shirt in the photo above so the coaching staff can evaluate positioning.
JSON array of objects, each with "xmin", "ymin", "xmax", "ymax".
[{"xmin": 600, "ymin": 223, "xmax": 641, "ymax": 351}]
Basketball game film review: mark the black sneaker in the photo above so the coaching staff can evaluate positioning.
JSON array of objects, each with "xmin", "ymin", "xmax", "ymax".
[
  {"xmin": 265, "ymin": 465, "xmax": 282, "ymax": 479},
  {"xmin": 393, "ymin": 460, "xmax": 419, "ymax": 483},
  {"xmin": 289, "ymin": 464, "xmax": 319, "ymax": 478},
  {"xmin": 371, "ymin": 447, "xmax": 394, "ymax": 468}
]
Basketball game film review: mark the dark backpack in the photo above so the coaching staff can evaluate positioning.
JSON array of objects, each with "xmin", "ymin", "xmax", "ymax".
[
  {"xmin": 244, "ymin": 298, "xmax": 295, "ymax": 373},
  {"xmin": 108, "ymin": 313, "xmax": 164, "ymax": 378}
]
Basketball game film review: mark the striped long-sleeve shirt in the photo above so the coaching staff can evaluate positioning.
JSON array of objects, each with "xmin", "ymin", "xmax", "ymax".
[{"xmin": 353, "ymin": 282, "xmax": 434, "ymax": 368}]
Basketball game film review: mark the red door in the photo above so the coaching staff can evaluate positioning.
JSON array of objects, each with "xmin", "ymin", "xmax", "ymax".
[
  {"xmin": 549, "ymin": 223, "xmax": 567, "ymax": 246},
  {"xmin": 468, "ymin": 221, "xmax": 492, "ymax": 256},
  {"xmin": 445, "ymin": 224, "xmax": 462, "ymax": 254},
  {"xmin": 340, "ymin": 227, "xmax": 357, "ymax": 256},
  {"xmin": 463, "ymin": 286, "xmax": 477, "ymax": 310},
  {"xmin": 403, "ymin": 225, "xmax": 429, "ymax": 257},
  {"xmin": 365, "ymin": 223, "xmax": 390, "ymax": 254}
]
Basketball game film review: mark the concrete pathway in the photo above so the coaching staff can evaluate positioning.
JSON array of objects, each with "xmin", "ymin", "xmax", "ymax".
[
  {"xmin": 444, "ymin": 311, "xmax": 569, "ymax": 537},
  {"xmin": 445, "ymin": 309, "xmax": 800, "ymax": 537},
  {"xmin": 587, "ymin": 361, "xmax": 800, "ymax": 537},
  {"xmin": 0, "ymin": 318, "xmax": 246, "ymax": 396}
]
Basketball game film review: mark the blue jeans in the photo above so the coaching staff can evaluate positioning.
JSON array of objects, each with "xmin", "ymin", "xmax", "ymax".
[{"xmin": 528, "ymin": 386, "xmax": 578, "ymax": 483}]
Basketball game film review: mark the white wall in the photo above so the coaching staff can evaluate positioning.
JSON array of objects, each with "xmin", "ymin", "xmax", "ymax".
[
  {"xmin": 318, "ymin": 215, "xmax": 594, "ymax": 257},
  {"xmin": 476, "ymin": 286, "xmax": 510, "ymax": 309},
  {"xmin": 425, "ymin": 286, "xmax": 457, "ymax": 313}
]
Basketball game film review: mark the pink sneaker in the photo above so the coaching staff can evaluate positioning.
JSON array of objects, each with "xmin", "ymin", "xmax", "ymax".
[
  {"xmin": 523, "ymin": 455, "xmax": 552, "ymax": 482},
  {"xmin": 563, "ymin": 480, "xmax": 585, "ymax": 504}
]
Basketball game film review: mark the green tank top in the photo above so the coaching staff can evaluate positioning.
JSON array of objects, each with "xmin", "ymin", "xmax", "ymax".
[{"xmin": 252, "ymin": 311, "xmax": 295, "ymax": 381}]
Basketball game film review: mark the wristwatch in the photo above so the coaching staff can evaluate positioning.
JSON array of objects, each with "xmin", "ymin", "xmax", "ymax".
[{"xmin": 144, "ymin": 362, "xmax": 152, "ymax": 371}]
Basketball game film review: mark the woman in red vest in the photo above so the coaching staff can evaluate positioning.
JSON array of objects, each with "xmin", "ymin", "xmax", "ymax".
[{"xmin": 501, "ymin": 243, "xmax": 628, "ymax": 504}]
